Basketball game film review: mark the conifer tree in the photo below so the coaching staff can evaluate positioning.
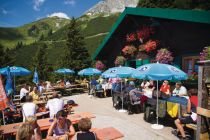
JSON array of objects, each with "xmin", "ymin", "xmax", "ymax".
[
  {"xmin": 33, "ymin": 43, "xmax": 49, "ymax": 81},
  {"xmin": 59, "ymin": 17, "xmax": 91, "ymax": 72},
  {"xmin": 0, "ymin": 44, "xmax": 14, "ymax": 67}
]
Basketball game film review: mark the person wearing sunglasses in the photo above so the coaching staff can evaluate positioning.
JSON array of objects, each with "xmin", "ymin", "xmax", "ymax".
[
  {"xmin": 160, "ymin": 80, "xmax": 171, "ymax": 99},
  {"xmin": 47, "ymin": 110, "xmax": 75, "ymax": 140}
]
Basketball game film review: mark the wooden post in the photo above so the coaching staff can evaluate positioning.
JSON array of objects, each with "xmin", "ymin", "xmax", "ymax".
[
  {"xmin": 196, "ymin": 64, "xmax": 203, "ymax": 140},
  {"xmin": 196, "ymin": 60, "xmax": 210, "ymax": 140}
]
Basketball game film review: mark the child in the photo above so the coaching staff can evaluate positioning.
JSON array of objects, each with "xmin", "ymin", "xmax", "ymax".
[{"xmin": 76, "ymin": 118, "xmax": 96, "ymax": 140}]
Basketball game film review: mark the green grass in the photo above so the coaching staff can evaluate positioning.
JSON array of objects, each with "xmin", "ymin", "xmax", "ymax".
[
  {"xmin": 84, "ymin": 34, "xmax": 107, "ymax": 55},
  {"xmin": 1, "ymin": 13, "xmax": 119, "ymax": 68},
  {"xmin": 0, "ymin": 17, "xmax": 69, "ymax": 49}
]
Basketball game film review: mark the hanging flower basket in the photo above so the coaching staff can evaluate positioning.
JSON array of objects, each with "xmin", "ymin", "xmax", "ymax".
[
  {"xmin": 122, "ymin": 45, "xmax": 137, "ymax": 56},
  {"xmin": 144, "ymin": 40, "xmax": 159, "ymax": 53},
  {"xmin": 155, "ymin": 48, "xmax": 174, "ymax": 64},
  {"xmin": 95, "ymin": 60, "xmax": 106, "ymax": 71},
  {"xmin": 114, "ymin": 56, "xmax": 126, "ymax": 66},
  {"xmin": 136, "ymin": 26, "xmax": 154, "ymax": 43},
  {"xmin": 126, "ymin": 33, "xmax": 136, "ymax": 42},
  {"xmin": 199, "ymin": 46, "xmax": 210, "ymax": 61}
]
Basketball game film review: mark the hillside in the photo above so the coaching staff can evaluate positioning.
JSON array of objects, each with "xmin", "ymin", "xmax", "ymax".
[
  {"xmin": 0, "ymin": 17, "xmax": 69, "ymax": 49},
  {"xmin": 12, "ymin": 13, "xmax": 120, "ymax": 66}
]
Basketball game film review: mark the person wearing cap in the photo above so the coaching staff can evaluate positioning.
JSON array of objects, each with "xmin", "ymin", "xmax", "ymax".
[{"xmin": 172, "ymin": 82, "xmax": 188, "ymax": 99}]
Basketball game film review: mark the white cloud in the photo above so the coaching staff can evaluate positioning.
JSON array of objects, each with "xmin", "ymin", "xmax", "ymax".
[
  {"xmin": 64, "ymin": 0, "xmax": 75, "ymax": 6},
  {"xmin": 33, "ymin": 0, "xmax": 45, "ymax": 11},
  {"xmin": 47, "ymin": 12, "xmax": 70, "ymax": 19},
  {"xmin": 2, "ymin": 9, "xmax": 8, "ymax": 15}
]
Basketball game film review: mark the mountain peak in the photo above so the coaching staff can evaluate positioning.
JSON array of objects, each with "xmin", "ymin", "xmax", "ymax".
[{"xmin": 85, "ymin": 0, "xmax": 138, "ymax": 15}]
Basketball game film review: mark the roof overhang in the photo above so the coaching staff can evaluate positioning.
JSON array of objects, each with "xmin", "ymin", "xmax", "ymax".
[{"xmin": 92, "ymin": 7, "xmax": 210, "ymax": 60}]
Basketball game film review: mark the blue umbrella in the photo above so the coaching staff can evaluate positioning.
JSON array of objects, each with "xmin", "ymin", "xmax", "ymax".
[
  {"xmin": 132, "ymin": 63, "xmax": 188, "ymax": 80},
  {"xmin": 55, "ymin": 68, "xmax": 75, "ymax": 82},
  {"xmin": 132, "ymin": 62, "xmax": 188, "ymax": 130},
  {"xmin": 33, "ymin": 68, "xmax": 39, "ymax": 85},
  {"xmin": 5, "ymin": 67, "xmax": 13, "ymax": 96},
  {"xmin": 0, "ymin": 66, "xmax": 31, "ymax": 76},
  {"xmin": 0, "ymin": 66, "xmax": 31, "ymax": 95},
  {"xmin": 55, "ymin": 68, "xmax": 75, "ymax": 74},
  {"xmin": 78, "ymin": 68, "xmax": 101, "ymax": 76},
  {"xmin": 102, "ymin": 66, "xmax": 135, "ymax": 113},
  {"xmin": 102, "ymin": 66, "xmax": 135, "ymax": 78}
]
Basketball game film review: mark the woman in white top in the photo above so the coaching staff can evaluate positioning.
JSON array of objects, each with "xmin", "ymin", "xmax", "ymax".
[{"xmin": 22, "ymin": 96, "xmax": 38, "ymax": 122}]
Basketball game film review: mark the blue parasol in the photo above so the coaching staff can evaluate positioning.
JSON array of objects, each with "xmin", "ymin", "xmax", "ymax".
[
  {"xmin": 33, "ymin": 68, "xmax": 39, "ymax": 85},
  {"xmin": 132, "ymin": 62, "xmax": 188, "ymax": 129},
  {"xmin": 78, "ymin": 68, "xmax": 101, "ymax": 76},
  {"xmin": 0, "ymin": 66, "xmax": 31, "ymax": 95},
  {"xmin": 55, "ymin": 68, "xmax": 75, "ymax": 74}
]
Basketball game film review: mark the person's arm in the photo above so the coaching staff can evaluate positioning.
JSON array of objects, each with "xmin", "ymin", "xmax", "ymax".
[
  {"xmin": 165, "ymin": 85, "xmax": 171, "ymax": 95},
  {"xmin": 46, "ymin": 120, "xmax": 57, "ymax": 139},
  {"xmin": 46, "ymin": 101, "xmax": 49, "ymax": 109},
  {"xmin": 178, "ymin": 87, "xmax": 187, "ymax": 97},
  {"xmin": 65, "ymin": 124, "xmax": 75, "ymax": 138},
  {"xmin": 34, "ymin": 125, "xmax": 42, "ymax": 140},
  {"xmin": 172, "ymin": 88, "xmax": 176, "ymax": 95}
]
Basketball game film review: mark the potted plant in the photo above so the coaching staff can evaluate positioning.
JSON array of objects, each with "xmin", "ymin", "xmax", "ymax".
[
  {"xmin": 144, "ymin": 40, "xmax": 159, "ymax": 53},
  {"xmin": 155, "ymin": 48, "xmax": 174, "ymax": 64},
  {"xmin": 200, "ymin": 46, "xmax": 210, "ymax": 61},
  {"xmin": 122, "ymin": 45, "xmax": 137, "ymax": 58},
  {"xmin": 114, "ymin": 56, "xmax": 126, "ymax": 66},
  {"xmin": 95, "ymin": 60, "xmax": 105, "ymax": 71}
]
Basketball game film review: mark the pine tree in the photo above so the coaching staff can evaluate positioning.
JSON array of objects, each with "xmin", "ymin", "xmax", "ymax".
[
  {"xmin": 0, "ymin": 44, "xmax": 14, "ymax": 67},
  {"xmin": 33, "ymin": 43, "xmax": 49, "ymax": 81},
  {"xmin": 59, "ymin": 17, "xmax": 91, "ymax": 72}
]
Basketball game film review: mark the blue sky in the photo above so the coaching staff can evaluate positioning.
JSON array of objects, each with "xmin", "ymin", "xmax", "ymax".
[{"xmin": 0, "ymin": 0, "xmax": 101, "ymax": 27}]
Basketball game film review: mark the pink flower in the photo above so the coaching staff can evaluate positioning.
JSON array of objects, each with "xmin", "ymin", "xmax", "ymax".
[
  {"xmin": 155, "ymin": 48, "xmax": 174, "ymax": 64},
  {"xmin": 95, "ymin": 61, "xmax": 105, "ymax": 70}
]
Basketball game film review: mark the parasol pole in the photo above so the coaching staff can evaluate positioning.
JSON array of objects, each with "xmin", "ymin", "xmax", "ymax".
[{"xmin": 151, "ymin": 80, "xmax": 164, "ymax": 129}]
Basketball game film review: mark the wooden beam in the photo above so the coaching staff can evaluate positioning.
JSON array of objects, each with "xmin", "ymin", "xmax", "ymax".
[
  {"xmin": 196, "ymin": 65, "xmax": 204, "ymax": 140},
  {"xmin": 197, "ymin": 107, "xmax": 210, "ymax": 118}
]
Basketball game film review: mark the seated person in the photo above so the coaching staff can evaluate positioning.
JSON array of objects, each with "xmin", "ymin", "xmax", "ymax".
[
  {"xmin": 141, "ymin": 80, "xmax": 150, "ymax": 89},
  {"xmin": 125, "ymin": 81, "xmax": 136, "ymax": 93},
  {"xmin": 20, "ymin": 84, "xmax": 29, "ymax": 102},
  {"xmin": 38, "ymin": 82, "xmax": 46, "ymax": 94},
  {"xmin": 59, "ymin": 79, "xmax": 65, "ymax": 87},
  {"xmin": 16, "ymin": 123, "xmax": 34, "ymax": 140},
  {"xmin": 75, "ymin": 118, "xmax": 96, "ymax": 140},
  {"xmin": 143, "ymin": 80, "xmax": 155, "ymax": 98},
  {"xmin": 47, "ymin": 110, "xmax": 75, "ymax": 140},
  {"xmin": 29, "ymin": 86, "xmax": 40, "ymax": 102},
  {"xmin": 65, "ymin": 80, "xmax": 72, "ymax": 88},
  {"xmin": 129, "ymin": 87, "xmax": 144, "ymax": 103},
  {"xmin": 160, "ymin": 80, "xmax": 171, "ymax": 98},
  {"xmin": 46, "ymin": 81, "xmax": 54, "ymax": 91},
  {"xmin": 22, "ymin": 96, "xmax": 38, "ymax": 122},
  {"xmin": 46, "ymin": 93, "xmax": 64, "ymax": 119},
  {"xmin": 81, "ymin": 78, "xmax": 89, "ymax": 89},
  {"xmin": 25, "ymin": 116, "xmax": 42, "ymax": 140},
  {"xmin": 172, "ymin": 89, "xmax": 198, "ymax": 140},
  {"xmin": 172, "ymin": 82, "xmax": 188, "ymax": 99},
  {"xmin": 95, "ymin": 83, "xmax": 103, "ymax": 91}
]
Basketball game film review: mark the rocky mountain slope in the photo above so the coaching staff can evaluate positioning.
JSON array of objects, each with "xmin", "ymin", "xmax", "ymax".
[{"xmin": 85, "ymin": 0, "xmax": 138, "ymax": 15}]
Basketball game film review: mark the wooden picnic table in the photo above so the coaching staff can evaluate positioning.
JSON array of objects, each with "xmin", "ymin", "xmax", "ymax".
[{"xmin": 0, "ymin": 112, "xmax": 95, "ymax": 135}]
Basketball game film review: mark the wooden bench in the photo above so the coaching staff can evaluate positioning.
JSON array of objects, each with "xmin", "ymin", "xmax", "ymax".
[
  {"xmin": 186, "ymin": 107, "xmax": 210, "ymax": 140},
  {"xmin": 94, "ymin": 127, "xmax": 124, "ymax": 140}
]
